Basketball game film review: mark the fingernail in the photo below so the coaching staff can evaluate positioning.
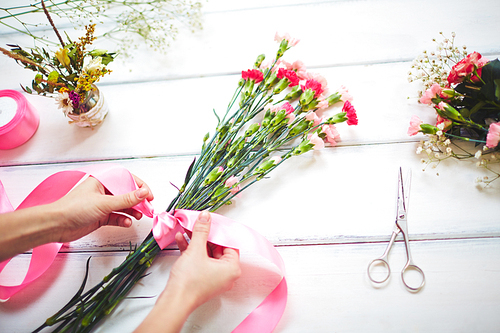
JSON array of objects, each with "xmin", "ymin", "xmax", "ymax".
[
  {"xmin": 198, "ymin": 211, "xmax": 211, "ymax": 223},
  {"xmin": 135, "ymin": 187, "xmax": 148, "ymax": 200}
]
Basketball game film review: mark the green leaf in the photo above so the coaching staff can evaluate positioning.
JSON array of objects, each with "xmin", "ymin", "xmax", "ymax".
[
  {"xmin": 479, "ymin": 59, "xmax": 500, "ymax": 102},
  {"xmin": 212, "ymin": 108, "xmax": 220, "ymax": 124},
  {"xmin": 494, "ymin": 79, "xmax": 500, "ymax": 101}
]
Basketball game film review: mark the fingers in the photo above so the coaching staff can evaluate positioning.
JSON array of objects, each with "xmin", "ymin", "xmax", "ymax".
[
  {"xmin": 189, "ymin": 211, "xmax": 211, "ymax": 252},
  {"xmin": 106, "ymin": 212, "xmax": 133, "ymax": 228},
  {"xmin": 175, "ymin": 232, "xmax": 189, "ymax": 252},
  {"xmin": 132, "ymin": 174, "xmax": 154, "ymax": 201},
  {"xmin": 102, "ymin": 186, "xmax": 151, "ymax": 213}
]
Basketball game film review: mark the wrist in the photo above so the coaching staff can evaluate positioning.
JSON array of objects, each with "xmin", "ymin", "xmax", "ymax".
[{"xmin": 0, "ymin": 204, "xmax": 64, "ymax": 261}]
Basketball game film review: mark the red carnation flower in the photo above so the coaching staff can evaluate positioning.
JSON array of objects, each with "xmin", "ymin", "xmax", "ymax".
[
  {"xmin": 300, "ymin": 79, "xmax": 323, "ymax": 98},
  {"xmin": 342, "ymin": 100, "xmax": 358, "ymax": 126},
  {"xmin": 241, "ymin": 69, "xmax": 264, "ymax": 83},
  {"xmin": 277, "ymin": 68, "xmax": 300, "ymax": 86}
]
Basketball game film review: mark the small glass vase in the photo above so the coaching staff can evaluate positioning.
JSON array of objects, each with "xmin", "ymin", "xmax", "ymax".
[{"xmin": 67, "ymin": 85, "xmax": 109, "ymax": 128}]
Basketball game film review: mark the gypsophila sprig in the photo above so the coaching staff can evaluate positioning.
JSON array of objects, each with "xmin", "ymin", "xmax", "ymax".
[
  {"xmin": 0, "ymin": 2, "xmax": 116, "ymax": 117},
  {"xmin": 33, "ymin": 33, "xmax": 358, "ymax": 332},
  {"xmin": 0, "ymin": 0, "xmax": 203, "ymax": 56},
  {"xmin": 408, "ymin": 33, "xmax": 500, "ymax": 185}
]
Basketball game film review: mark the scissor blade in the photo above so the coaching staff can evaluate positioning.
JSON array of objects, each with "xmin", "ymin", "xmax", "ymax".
[{"xmin": 396, "ymin": 168, "xmax": 411, "ymax": 216}]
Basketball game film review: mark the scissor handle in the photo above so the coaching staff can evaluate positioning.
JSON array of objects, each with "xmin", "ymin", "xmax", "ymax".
[
  {"xmin": 401, "ymin": 263, "xmax": 425, "ymax": 292},
  {"xmin": 367, "ymin": 258, "xmax": 391, "ymax": 284}
]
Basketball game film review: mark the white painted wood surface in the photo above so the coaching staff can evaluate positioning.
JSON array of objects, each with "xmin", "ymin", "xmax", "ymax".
[{"xmin": 1, "ymin": 0, "xmax": 500, "ymax": 332}]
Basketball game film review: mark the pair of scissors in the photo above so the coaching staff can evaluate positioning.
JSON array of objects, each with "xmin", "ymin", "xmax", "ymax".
[{"xmin": 367, "ymin": 167, "xmax": 425, "ymax": 292}]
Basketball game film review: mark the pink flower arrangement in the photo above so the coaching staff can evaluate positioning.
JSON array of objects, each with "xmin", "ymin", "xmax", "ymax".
[{"xmin": 408, "ymin": 33, "xmax": 500, "ymax": 184}]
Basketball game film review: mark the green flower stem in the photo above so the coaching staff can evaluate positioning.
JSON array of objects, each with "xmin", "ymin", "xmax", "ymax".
[{"xmin": 445, "ymin": 132, "xmax": 486, "ymax": 144}]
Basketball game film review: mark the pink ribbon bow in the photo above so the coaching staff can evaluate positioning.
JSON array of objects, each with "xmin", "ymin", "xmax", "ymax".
[{"xmin": 0, "ymin": 165, "xmax": 287, "ymax": 332}]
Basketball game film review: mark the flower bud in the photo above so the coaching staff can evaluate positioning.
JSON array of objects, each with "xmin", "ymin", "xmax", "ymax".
[
  {"xmin": 289, "ymin": 119, "xmax": 311, "ymax": 137},
  {"xmin": 273, "ymin": 78, "xmax": 289, "ymax": 94},
  {"xmin": 245, "ymin": 123, "xmax": 260, "ymax": 137},
  {"xmin": 35, "ymin": 74, "xmax": 43, "ymax": 84},
  {"xmin": 265, "ymin": 71, "xmax": 279, "ymax": 89},
  {"xmin": 299, "ymin": 89, "xmax": 315, "ymax": 106},
  {"xmin": 270, "ymin": 109, "xmax": 287, "ymax": 127},
  {"xmin": 254, "ymin": 54, "xmax": 265, "ymax": 68},
  {"xmin": 277, "ymin": 39, "xmax": 288, "ymax": 58},
  {"xmin": 292, "ymin": 140, "xmax": 314, "ymax": 156},
  {"xmin": 285, "ymin": 86, "xmax": 302, "ymax": 100},
  {"xmin": 326, "ymin": 112, "xmax": 348, "ymax": 124},
  {"xmin": 420, "ymin": 124, "xmax": 438, "ymax": 134},
  {"xmin": 325, "ymin": 92, "xmax": 342, "ymax": 106},
  {"xmin": 203, "ymin": 166, "xmax": 224, "ymax": 186},
  {"xmin": 263, "ymin": 109, "xmax": 277, "ymax": 127},
  {"xmin": 441, "ymin": 103, "xmax": 464, "ymax": 121},
  {"xmin": 254, "ymin": 157, "xmax": 280, "ymax": 174},
  {"xmin": 302, "ymin": 100, "xmax": 318, "ymax": 112}
]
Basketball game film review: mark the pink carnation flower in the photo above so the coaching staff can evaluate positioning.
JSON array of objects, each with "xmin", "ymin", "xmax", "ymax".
[
  {"xmin": 270, "ymin": 156, "xmax": 282, "ymax": 164},
  {"xmin": 286, "ymin": 113, "xmax": 296, "ymax": 124},
  {"xmin": 303, "ymin": 72, "xmax": 328, "ymax": 95},
  {"xmin": 486, "ymin": 122, "xmax": 500, "ymax": 148},
  {"xmin": 274, "ymin": 32, "xmax": 300, "ymax": 47},
  {"xmin": 280, "ymin": 101, "xmax": 295, "ymax": 115},
  {"xmin": 437, "ymin": 102, "xmax": 447, "ymax": 110},
  {"xmin": 436, "ymin": 115, "xmax": 452, "ymax": 132},
  {"xmin": 407, "ymin": 115, "xmax": 423, "ymax": 136},
  {"xmin": 316, "ymin": 98, "xmax": 329, "ymax": 110},
  {"xmin": 322, "ymin": 124, "xmax": 341, "ymax": 145},
  {"xmin": 337, "ymin": 85, "xmax": 354, "ymax": 102},
  {"xmin": 342, "ymin": 101, "xmax": 358, "ymax": 126},
  {"xmin": 307, "ymin": 132, "xmax": 325, "ymax": 150},
  {"xmin": 225, "ymin": 175, "xmax": 239, "ymax": 188},
  {"xmin": 447, "ymin": 52, "xmax": 489, "ymax": 85},
  {"xmin": 242, "ymin": 69, "xmax": 264, "ymax": 83},
  {"xmin": 305, "ymin": 112, "xmax": 322, "ymax": 127},
  {"xmin": 229, "ymin": 185, "xmax": 241, "ymax": 196},
  {"xmin": 419, "ymin": 83, "xmax": 443, "ymax": 105}
]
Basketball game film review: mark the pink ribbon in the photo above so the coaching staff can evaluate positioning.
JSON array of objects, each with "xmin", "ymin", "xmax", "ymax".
[
  {"xmin": 0, "ymin": 90, "xmax": 39, "ymax": 150},
  {"xmin": 0, "ymin": 165, "xmax": 287, "ymax": 332}
]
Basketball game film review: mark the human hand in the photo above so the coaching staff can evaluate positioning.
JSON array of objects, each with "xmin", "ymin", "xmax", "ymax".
[
  {"xmin": 163, "ymin": 211, "xmax": 241, "ymax": 311},
  {"xmin": 134, "ymin": 211, "xmax": 241, "ymax": 333},
  {"xmin": 51, "ymin": 174, "xmax": 154, "ymax": 243}
]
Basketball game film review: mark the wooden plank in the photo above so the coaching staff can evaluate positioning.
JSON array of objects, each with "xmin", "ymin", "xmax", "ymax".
[
  {"xmin": 1, "ymin": 0, "xmax": 499, "ymax": 84},
  {"xmin": 1, "ymin": 238, "xmax": 499, "ymax": 332},
  {"xmin": 1, "ymin": 142, "xmax": 499, "ymax": 252},
  {"xmin": 0, "ymin": 59, "xmax": 442, "ymax": 165}
]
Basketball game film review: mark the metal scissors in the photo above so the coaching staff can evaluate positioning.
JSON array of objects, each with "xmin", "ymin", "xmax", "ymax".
[{"xmin": 367, "ymin": 167, "xmax": 425, "ymax": 292}]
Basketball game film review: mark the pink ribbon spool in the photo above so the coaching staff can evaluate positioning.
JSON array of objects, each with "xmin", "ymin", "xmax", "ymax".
[{"xmin": 0, "ymin": 90, "xmax": 39, "ymax": 150}]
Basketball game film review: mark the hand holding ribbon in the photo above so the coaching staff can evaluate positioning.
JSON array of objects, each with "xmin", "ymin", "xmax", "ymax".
[{"xmin": 0, "ymin": 164, "xmax": 287, "ymax": 332}]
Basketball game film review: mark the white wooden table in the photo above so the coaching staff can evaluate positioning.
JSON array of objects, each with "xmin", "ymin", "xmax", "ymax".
[{"xmin": 1, "ymin": 0, "xmax": 500, "ymax": 332}]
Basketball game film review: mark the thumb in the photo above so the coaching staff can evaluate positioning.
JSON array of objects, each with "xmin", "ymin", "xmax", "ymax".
[
  {"xmin": 104, "ymin": 187, "xmax": 150, "ymax": 212},
  {"xmin": 189, "ymin": 211, "xmax": 211, "ymax": 251}
]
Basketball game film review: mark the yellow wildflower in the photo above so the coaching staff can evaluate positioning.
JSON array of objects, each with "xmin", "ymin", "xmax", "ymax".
[{"xmin": 55, "ymin": 48, "xmax": 71, "ymax": 68}]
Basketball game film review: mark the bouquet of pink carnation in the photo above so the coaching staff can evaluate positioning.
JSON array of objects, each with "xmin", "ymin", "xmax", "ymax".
[
  {"xmin": 407, "ymin": 32, "xmax": 500, "ymax": 184},
  {"xmin": 33, "ymin": 32, "xmax": 357, "ymax": 332}
]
